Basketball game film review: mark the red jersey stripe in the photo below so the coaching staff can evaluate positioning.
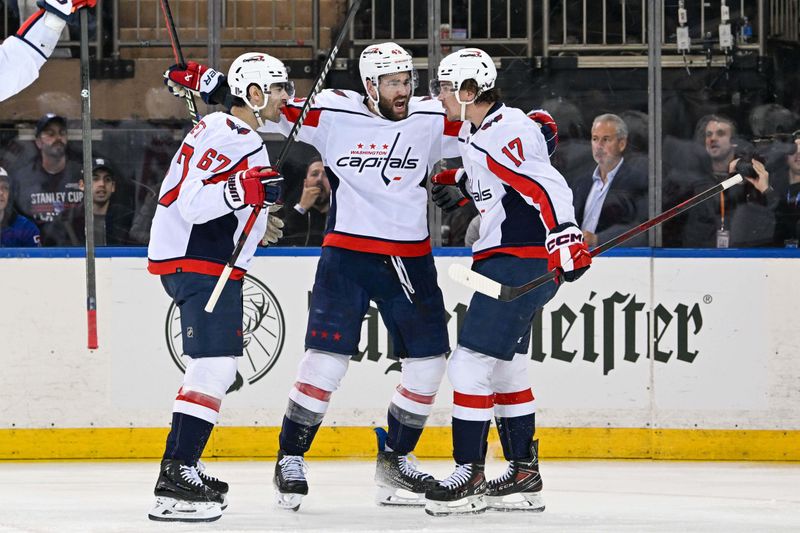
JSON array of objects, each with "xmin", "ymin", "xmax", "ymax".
[
  {"xmin": 295, "ymin": 382, "xmax": 332, "ymax": 402},
  {"xmin": 323, "ymin": 233, "xmax": 431, "ymax": 257},
  {"xmin": 454, "ymin": 391, "xmax": 494, "ymax": 409},
  {"xmin": 282, "ymin": 106, "xmax": 322, "ymax": 128},
  {"xmin": 396, "ymin": 385, "xmax": 436, "ymax": 405},
  {"xmin": 472, "ymin": 245, "xmax": 548, "ymax": 262},
  {"xmin": 485, "ymin": 155, "xmax": 558, "ymax": 229},
  {"xmin": 494, "ymin": 389, "xmax": 535, "ymax": 405},
  {"xmin": 443, "ymin": 117, "xmax": 462, "ymax": 137},
  {"xmin": 15, "ymin": 9, "xmax": 43, "ymax": 37},
  {"xmin": 147, "ymin": 258, "xmax": 246, "ymax": 280},
  {"xmin": 176, "ymin": 390, "xmax": 222, "ymax": 412}
]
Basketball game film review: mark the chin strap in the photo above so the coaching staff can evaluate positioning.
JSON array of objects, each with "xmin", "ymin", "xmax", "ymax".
[
  {"xmin": 455, "ymin": 93, "xmax": 476, "ymax": 122},
  {"xmin": 367, "ymin": 90, "xmax": 385, "ymax": 119}
]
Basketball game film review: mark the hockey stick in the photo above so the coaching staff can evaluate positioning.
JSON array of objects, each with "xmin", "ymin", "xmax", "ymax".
[
  {"xmin": 158, "ymin": 0, "xmax": 199, "ymax": 125},
  {"xmin": 450, "ymin": 173, "xmax": 745, "ymax": 302},
  {"xmin": 80, "ymin": 8, "xmax": 97, "ymax": 349},
  {"xmin": 204, "ymin": 0, "xmax": 363, "ymax": 313}
]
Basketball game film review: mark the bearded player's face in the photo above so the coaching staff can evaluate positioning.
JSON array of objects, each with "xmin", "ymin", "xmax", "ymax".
[{"xmin": 376, "ymin": 72, "xmax": 413, "ymax": 121}]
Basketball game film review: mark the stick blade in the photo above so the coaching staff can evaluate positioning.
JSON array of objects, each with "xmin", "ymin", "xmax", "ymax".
[{"xmin": 448, "ymin": 263, "xmax": 502, "ymax": 299}]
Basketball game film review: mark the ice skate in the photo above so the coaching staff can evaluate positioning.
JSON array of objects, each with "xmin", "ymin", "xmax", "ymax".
[
  {"xmin": 148, "ymin": 459, "xmax": 224, "ymax": 522},
  {"xmin": 486, "ymin": 439, "xmax": 545, "ymax": 512},
  {"xmin": 373, "ymin": 427, "xmax": 437, "ymax": 506},
  {"xmin": 273, "ymin": 450, "xmax": 308, "ymax": 511},
  {"xmin": 196, "ymin": 460, "xmax": 229, "ymax": 510},
  {"xmin": 424, "ymin": 463, "xmax": 487, "ymax": 516}
]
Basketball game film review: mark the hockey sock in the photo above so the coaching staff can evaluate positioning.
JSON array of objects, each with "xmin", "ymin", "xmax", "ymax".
[
  {"xmin": 386, "ymin": 410, "xmax": 424, "ymax": 455},
  {"xmin": 495, "ymin": 413, "xmax": 536, "ymax": 461},
  {"xmin": 279, "ymin": 415, "xmax": 321, "ymax": 456},
  {"xmin": 163, "ymin": 411, "xmax": 214, "ymax": 465},
  {"xmin": 452, "ymin": 417, "xmax": 491, "ymax": 464}
]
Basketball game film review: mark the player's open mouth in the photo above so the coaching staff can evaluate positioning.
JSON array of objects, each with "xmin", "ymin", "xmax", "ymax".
[{"xmin": 393, "ymin": 99, "xmax": 407, "ymax": 110}]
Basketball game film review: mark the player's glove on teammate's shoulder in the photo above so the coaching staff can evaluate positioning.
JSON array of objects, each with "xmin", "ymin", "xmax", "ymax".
[
  {"xmin": 527, "ymin": 109, "xmax": 558, "ymax": 157},
  {"xmin": 225, "ymin": 166, "xmax": 283, "ymax": 209},
  {"xmin": 430, "ymin": 168, "xmax": 471, "ymax": 213},
  {"xmin": 545, "ymin": 222, "xmax": 591, "ymax": 283},
  {"xmin": 164, "ymin": 61, "xmax": 224, "ymax": 104}
]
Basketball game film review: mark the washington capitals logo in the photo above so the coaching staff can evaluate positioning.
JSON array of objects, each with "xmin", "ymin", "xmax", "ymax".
[
  {"xmin": 226, "ymin": 118, "xmax": 250, "ymax": 135},
  {"xmin": 335, "ymin": 133, "xmax": 419, "ymax": 185},
  {"xmin": 481, "ymin": 113, "xmax": 503, "ymax": 131}
]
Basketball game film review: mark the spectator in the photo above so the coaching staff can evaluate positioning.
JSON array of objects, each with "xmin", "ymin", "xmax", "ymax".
[
  {"xmin": 773, "ymin": 134, "xmax": 800, "ymax": 246},
  {"xmin": 279, "ymin": 156, "xmax": 330, "ymax": 246},
  {"xmin": 43, "ymin": 158, "xmax": 133, "ymax": 245},
  {"xmin": 0, "ymin": 166, "xmax": 40, "ymax": 246},
  {"xmin": 571, "ymin": 113, "xmax": 648, "ymax": 248},
  {"xmin": 10, "ymin": 113, "xmax": 83, "ymax": 241},
  {"xmin": 663, "ymin": 114, "xmax": 777, "ymax": 248}
]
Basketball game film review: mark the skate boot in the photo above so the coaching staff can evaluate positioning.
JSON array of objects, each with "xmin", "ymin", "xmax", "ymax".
[
  {"xmin": 424, "ymin": 462, "xmax": 487, "ymax": 516},
  {"xmin": 486, "ymin": 439, "xmax": 545, "ymax": 512},
  {"xmin": 196, "ymin": 460, "xmax": 229, "ymax": 510},
  {"xmin": 148, "ymin": 459, "xmax": 224, "ymax": 522},
  {"xmin": 273, "ymin": 450, "xmax": 308, "ymax": 511},
  {"xmin": 373, "ymin": 427, "xmax": 437, "ymax": 506}
]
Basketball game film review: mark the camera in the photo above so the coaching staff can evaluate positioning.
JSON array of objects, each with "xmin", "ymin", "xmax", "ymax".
[{"xmin": 732, "ymin": 146, "xmax": 765, "ymax": 180}]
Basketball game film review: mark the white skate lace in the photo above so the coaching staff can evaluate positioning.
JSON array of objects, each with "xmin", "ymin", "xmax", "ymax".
[
  {"xmin": 179, "ymin": 465, "xmax": 204, "ymax": 487},
  {"xmin": 492, "ymin": 462, "xmax": 516, "ymax": 485},
  {"xmin": 398, "ymin": 453, "xmax": 429, "ymax": 480},
  {"xmin": 195, "ymin": 460, "xmax": 220, "ymax": 482},
  {"xmin": 440, "ymin": 464, "xmax": 473, "ymax": 489},
  {"xmin": 279, "ymin": 455, "xmax": 307, "ymax": 482}
]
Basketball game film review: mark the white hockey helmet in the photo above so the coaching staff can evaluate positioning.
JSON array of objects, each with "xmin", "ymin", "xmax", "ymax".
[
  {"xmin": 430, "ymin": 48, "xmax": 496, "ymax": 104},
  {"xmin": 359, "ymin": 42, "xmax": 418, "ymax": 109},
  {"xmin": 227, "ymin": 52, "xmax": 295, "ymax": 114}
]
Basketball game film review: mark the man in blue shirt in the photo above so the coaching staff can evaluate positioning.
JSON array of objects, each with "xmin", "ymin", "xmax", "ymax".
[
  {"xmin": 0, "ymin": 167, "xmax": 40, "ymax": 246},
  {"xmin": 571, "ymin": 113, "xmax": 648, "ymax": 248}
]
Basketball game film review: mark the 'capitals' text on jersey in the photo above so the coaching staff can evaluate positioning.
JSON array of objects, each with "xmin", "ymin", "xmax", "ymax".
[
  {"xmin": 266, "ymin": 89, "xmax": 461, "ymax": 256},
  {"xmin": 458, "ymin": 103, "xmax": 577, "ymax": 261}
]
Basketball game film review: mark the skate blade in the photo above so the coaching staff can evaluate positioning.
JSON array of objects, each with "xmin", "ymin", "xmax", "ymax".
[
  {"xmin": 486, "ymin": 492, "xmax": 545, "ymax": 512},
  {"xmin": 148, "ymin": 496, "xmax": 222, "ymax": 522},
  {"xmin": 424, "ymin": 496, "xmax": 487, "ymax": 517},
  {"xmin": 275, "ymin": 491, "xmax": 304, "ymax": 512},
  {"xmin": 375, "ymin": 485, "xmax": 425, "ymax": 507}
]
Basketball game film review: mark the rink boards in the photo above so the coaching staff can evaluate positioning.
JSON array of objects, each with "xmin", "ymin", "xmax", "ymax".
[{"xmin": 0, "ymin": 248, "xmax": 798, "ymax": 460}]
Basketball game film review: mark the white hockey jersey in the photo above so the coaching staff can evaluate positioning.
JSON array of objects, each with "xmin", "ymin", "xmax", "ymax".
[
  {"xmin": 148, "ymin": 112, "xmax": 269, "ymax": 279},
  {"xmin": 459, "ymin": 103, "xmax": 577, "ymax": 261},
  {"xmin": 265, "ymin": 89, "xmax": 461, "ymax": 256},
  {"xmin": 0, "ymin": 10, "xmax": 65, "ymax": 102}
]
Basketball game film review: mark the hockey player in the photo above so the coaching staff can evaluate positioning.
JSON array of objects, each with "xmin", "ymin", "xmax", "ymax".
[
  {"xmin": 164, "ymin": 43, "xmax": 462, "ymax": 510},
  {"xmin": 0, "ymin": 0, "xmax": 96, "ymax": 102},
  {"xmin": 146, "ymin": 52, "xmax": 290, "ymax": 522},
  {"xmin": 424, "ymin": 48, "xmax": 591, "ymax": 516}
]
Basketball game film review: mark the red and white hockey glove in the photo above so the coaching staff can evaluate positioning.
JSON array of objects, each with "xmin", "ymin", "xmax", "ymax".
[
  {"xmin": 225, "ymin": 167, "xmax": 283, "ymax": 209},
  {"xmin": 430, "ymin": 168, "xmax": 470, "ymax": 213},
  {"xmin": 164, "ymin": 61, "xmax": 224, "ymax": 104},
  {"xmin": 545, "ymin": 222, "xmax": 591, "ymax": 283},
  {"xmin": 528, "ymin": 109, "xmax": 558, "ymax": 157},
  {"xmin": 37, "ymin": 0, "xmax": 96, "ymax": 21}
]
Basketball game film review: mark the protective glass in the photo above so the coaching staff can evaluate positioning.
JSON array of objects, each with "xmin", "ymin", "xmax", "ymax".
[
  {"xmin": 270, "ymin": 82, "xmax": 296, "ymax": 99},
  {"xmin": 378, "ymin": 70, "xmax": 418, "ymax": 92},
  {"xmin": 428, "ymin": 79, "xmax": 455, "ymax": 98}
]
